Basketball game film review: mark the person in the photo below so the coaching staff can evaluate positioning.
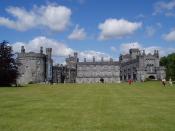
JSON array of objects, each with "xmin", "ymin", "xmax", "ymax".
[
  {"xmin": 169, "ymin": 78, "xmax": 173, "ymax": 86},
  {"xmin": 100, "ymin": 78, "xmax": 104, "ymax": 83},
  {"xmin": 162, "ymin": 78, "xmax": 166, "ymax": 87},
  {"xmin": 128, "ymin": 79, "xmax": 132, "ymax": 85}
]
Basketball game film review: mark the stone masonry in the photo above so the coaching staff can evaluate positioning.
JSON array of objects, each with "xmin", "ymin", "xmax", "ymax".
[
  {"xmin": 16, "ymin": 46, "xmax": 166, "ymax": 84},
  {"xmin": 16, "ymin": 46, "xmax": 53, "ymax": 84}
]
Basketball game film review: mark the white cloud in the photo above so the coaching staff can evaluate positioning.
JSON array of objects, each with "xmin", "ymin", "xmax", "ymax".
[
  {"xmin": 120, "ymin": 42, "xmax": 142, "ymax": 54},
  {"xmin": 76, "ymin": 0, "xmax": 86, "ymax": 4},
  {"xmin": 153, "ymin": 0, "xmax": 175, "ymax": 15},
  {"xmin": 68, "ymin": 25, "xmax": 86, "ymax": 40},
  {"xmin": 12, "ymin": 36, "xmax": 111, "ymax": 63},
  {"xmin": 98, "ymin": 18, "xmax": 142, "ymax": 40},
  {"xmin": 110, "ymin": 46, "xmax": 117, "ymax": 52},
  {"xmin": 145, "ymin": 26, "xmax": 156, "ymax": 37},
  {"xmin": 145, "ymin": 46, "xmax": 175, "ymax": 56},
  {"xmin": 12, "ymin": 36, "xmax": 74, "ymax": 64},
  {"xmin": 165, "ymin": 12, "xmax": 175, "ymax": 17},
  {"xmin": 79, "ymin": 50, "xmax": 110, "ymax": 61},
  {"xmin": 163, "ymin": 30, "xmax": 175, "ymax": 42},
  {"xmin": 156, "ymin": 22, "xmax": 162, "ymax": 28},
  {"xmin": 65, "ymin": 0, "xmax": 86, "ymax": 4},
  {"xmin": 0, "ymin": 4, "xmax": 71, "ymax": 31},
  {"xmin": 120, "ymin": 42, "xmax": 175, "ymax": 57},
  {"xmin": 135, "ymin": 14, "xmax": 145, "ymax": 19}
]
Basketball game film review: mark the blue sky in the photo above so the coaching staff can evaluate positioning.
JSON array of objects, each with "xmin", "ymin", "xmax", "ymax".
[{"xmin": 0, "ymin": 0, "xmax": 175, "ymax": 63}]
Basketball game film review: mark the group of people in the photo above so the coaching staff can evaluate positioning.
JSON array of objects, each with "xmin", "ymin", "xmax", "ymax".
[{"xmin": 127, "ymin": 78, "xmax": 173, "ymax": 87}]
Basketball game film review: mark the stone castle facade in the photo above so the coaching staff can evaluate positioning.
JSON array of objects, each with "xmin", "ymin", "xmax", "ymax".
[
  {"xmin": 119, "ymin": 49, "xmax": 165, "ymax": 81},
  {"xmin": 16, "ymin": 46, "xmax": 166, "ymax": 84},
  {"xmin": 16, "ymin": 46, "xmax": 53, "ymax": 84}
]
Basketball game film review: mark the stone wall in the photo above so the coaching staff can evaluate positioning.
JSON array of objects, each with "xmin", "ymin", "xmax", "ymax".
[
  {"xmin": 120, "ymin": 49, "xmax": 166, "ymax": 81},
  {"xmin": 16, "ymin": 46, "xmax": 53, "ymax": 84},
  {"xmin": 76, "ymin": 62, "xmax": 120, "ymax": 83},
  {"xmin": 17, "ymin": 53, "xmax": 46, "ymax": 84}
]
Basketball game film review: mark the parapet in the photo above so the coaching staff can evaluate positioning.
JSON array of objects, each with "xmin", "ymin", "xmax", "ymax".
[{"xmin": 17, "ymin": 52, "xmax": 46, "ymax": 59}]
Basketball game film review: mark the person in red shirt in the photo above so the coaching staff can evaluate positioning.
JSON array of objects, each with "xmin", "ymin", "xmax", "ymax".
[{"xmin": 128, "ymin": 79, "xmax": 132, "ymax": 85}]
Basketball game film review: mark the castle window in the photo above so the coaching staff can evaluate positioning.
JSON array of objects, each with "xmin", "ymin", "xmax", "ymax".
[
  {"xmin": 32, "ymin": 73, "xmax": 35, "ymax": 77},
  {"xmin": 37, "ymin": 61, "xmax": 40, "ymax": 65}
]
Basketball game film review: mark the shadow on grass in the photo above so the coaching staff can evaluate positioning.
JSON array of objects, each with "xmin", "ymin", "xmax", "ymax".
[{"xmin": 0, "ymin": 84, "xmax": 25, "ymax": 88}]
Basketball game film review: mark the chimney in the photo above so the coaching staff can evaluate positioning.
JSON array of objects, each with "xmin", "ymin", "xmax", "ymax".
[{"xmin": 84, "ymin": 58, "xmax": 86, "ymax": 62}]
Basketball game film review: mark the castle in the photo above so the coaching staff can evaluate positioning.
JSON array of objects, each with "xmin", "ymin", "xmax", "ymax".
[
  {"xmin": 16, "ymin": 46, "xmax": 166, "ymax": 84},
  {"xmin": 16, "ymin": 46, "xmax": 53, "ymax": 84},
  {"xmin": 119, "ymin": 49, "xmax": 165, "ymax": 81}
]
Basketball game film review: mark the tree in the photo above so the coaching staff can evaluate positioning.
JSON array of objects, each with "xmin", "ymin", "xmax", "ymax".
[
  {"xmin": 0, "ymin": 41, "xmax": 19, "ymax": 86},
  {"xmin": 160, "ymin": 53, "xmax": 175, "ymax": 81}
]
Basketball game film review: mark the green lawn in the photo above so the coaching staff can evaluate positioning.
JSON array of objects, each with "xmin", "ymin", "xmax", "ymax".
[{"xmin": 0, "ymin": 82, "xmax": 175, "ymax": 131}]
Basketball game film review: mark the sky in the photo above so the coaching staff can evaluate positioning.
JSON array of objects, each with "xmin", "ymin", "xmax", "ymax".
[{"xmin": 0, "ymin": 0, "xmax": 175, "ymax": 64}]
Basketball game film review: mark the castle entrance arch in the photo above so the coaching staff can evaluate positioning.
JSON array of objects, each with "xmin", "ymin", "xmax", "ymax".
[
  {"xmin": 100, "ymin": 78, "xmax": 104, "ymax": 83},
  {"xmin": 148, "ymin": 75, "xmax": 155, "ymax": 80}
]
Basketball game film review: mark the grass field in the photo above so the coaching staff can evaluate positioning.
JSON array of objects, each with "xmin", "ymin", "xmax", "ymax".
[{"xmin": 0, "ymin": 82, "xmax": 175, "ymax": 131}]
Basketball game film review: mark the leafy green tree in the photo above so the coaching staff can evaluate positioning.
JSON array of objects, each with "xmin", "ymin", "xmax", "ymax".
[
  {"xmin": 160, "ymin": 53, "xmax": 175, "ymax": 81},
  {"xmin": 0, "ymin": 41, "xmax": 19, "ymax": 86}
]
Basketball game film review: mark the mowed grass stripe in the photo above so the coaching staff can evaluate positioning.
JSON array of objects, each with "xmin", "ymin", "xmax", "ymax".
[{"xmin": 0, "ymin": 82, "xmax": 175, "ymax": 131}]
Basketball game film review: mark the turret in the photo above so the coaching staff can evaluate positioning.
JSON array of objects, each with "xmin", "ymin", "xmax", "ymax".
[
  {"xmin": 142, "ymin": 50, "xmax": 145, "ymax": 56},
  {"xmin": 46, "ymin": 48, "xmax": 53, "ymax": 82},
  {"xmin": 93, "ymin": 56, "xmax": 95, "ymax": 62},
  {"xmin": 119, "ymin": 54, "xmax": 123, "ymax": 62},
  {"xmin": 21, "ymin": 46, "xmax": 25, "ymax": 53},
  {"xmin": 74, "ymin": 52, "xmax": 78, "ymax": 58},
  {"xmin": 154, "ymin": 50, "xmax": 156, "ymax": 55},
  {"xmin": 154, "ymin": 50, "xmax": 159, "ymax": 58},
  {"xmin": 74, "ymin": 52, "xmax": 78, "ymax": 62},
  {"xmin": 46, "ymin": 48, "xmax": 52, "ymax": 59},
  {"xmin": 84, "ymin": 58, "xmax": 86, "ymax": 62},
  {"xmin": 129, "ymin": 48, "xmax": 140, "ymax": 59},
  {"xmin": 156, "ymin": 50, "xmax": 159, "ymax": 58},
  {"xmin": 40, "ymin": 47, "xmax": 43, "ymax": 54},
  {"xmin": 110, "ymin": 58, "xmax": 113, "ymax": 62},
  {"xmin": 101, "ymin": 57, "xmax": 104, "ymax": 62}
]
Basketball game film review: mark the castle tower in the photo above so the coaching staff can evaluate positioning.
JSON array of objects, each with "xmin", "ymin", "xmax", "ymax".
[
  {"xmin": 142, "ymin": 50, "xmax": 145, "ymax": 56},
  {"xmin": 93, "ymin": 56, "xmax": 95, "ymax": 62},
  {"xmin": 154, "ymin": 50, "xmax": 159, "ymax": 58},
  {"xmin": 40, "ymin": 46, "xmax": 43, "ymax": 54},
  {"xmin": 119, "ymin": 54, "xmax": 123, "ymax": 62},
  {"xmin": 110, "ymin": 58, "xmax": 113, "ymax": 62},
  {"xmin": 17, "ymin": 46, "xmax": 46, "ymax": 84},
  {"xmin": 74, "ymin": 52, "xmax": 78, "ymax": 62},
  {"xmin": 101, "ymin": 57, "xmax": 104, "ymax": 62},
  {"xmin": 21, "ymin": 46, "xmax": 25, "ymax": 53},
  {"xmin": 129, "ymin": 48, "xmax": 140, "ymax": 59},
  {"xmin": 46, "ymin": 48, "xmax": 52, "ymax": 59},
  {"xmin": 156, "ymin": 50, "xmax": 159, "ymax": 58},
  {"xmin": 46, "ymin": 48, "xmax": 53, "ymax": 82}
]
